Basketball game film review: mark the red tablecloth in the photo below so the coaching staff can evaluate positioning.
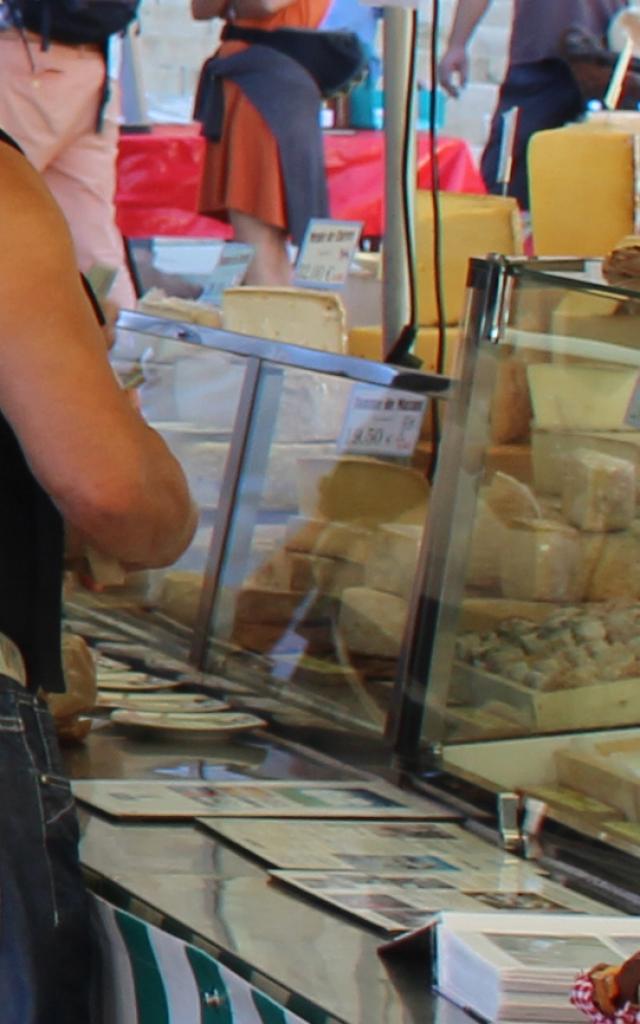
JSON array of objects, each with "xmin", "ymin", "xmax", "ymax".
[{"xmin": 116, "ymin": 123, "xmax": 485, "ymax": 240}]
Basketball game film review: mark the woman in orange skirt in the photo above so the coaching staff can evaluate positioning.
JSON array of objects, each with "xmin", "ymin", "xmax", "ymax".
[{"xmin": 192, "ymin": 0, "xmax": 330, "ymax": 284}]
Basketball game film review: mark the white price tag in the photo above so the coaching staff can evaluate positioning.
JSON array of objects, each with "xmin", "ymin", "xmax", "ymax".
[
  {"xmin": 338, "ymin": 384, "xmax": 427, "ymax": 457},
  {"xmin": 295, "ymin": 218, "xmax": 363, "ymax": 289},
  {"xmin": 625, "ymin": 373, "xmax": 640, "ymax": 428}
]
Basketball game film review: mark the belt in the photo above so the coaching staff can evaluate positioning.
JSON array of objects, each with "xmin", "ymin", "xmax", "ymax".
[
  {"xmin": 0, "ymin": 633, "xmax": 26, "ymax": 686},
  {"xmin": 0, "ymin": 25, "xmax": 103, "ymax": 54}
]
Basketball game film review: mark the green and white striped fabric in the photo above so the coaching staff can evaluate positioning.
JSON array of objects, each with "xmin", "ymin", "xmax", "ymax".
[{"xmin": 92, "ymin": 895, "xmax": 309, "ymax": 1024}]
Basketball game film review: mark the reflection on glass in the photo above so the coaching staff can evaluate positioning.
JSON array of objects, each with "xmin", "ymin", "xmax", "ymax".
[
  {"xmin": 205, "ymin": 370, "xmax": 433, "ymax": 736},
  {"xmin": 64, "ymin": 326, "xmax": 247, "ymax": 653}
]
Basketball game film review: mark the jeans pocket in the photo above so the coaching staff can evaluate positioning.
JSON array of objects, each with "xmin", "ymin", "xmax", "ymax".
[{"xmin": 39, "ymin": 771, "xmax": 75, "ymax": 828}]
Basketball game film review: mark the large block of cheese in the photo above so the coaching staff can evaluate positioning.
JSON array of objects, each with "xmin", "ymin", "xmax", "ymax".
[
  {"xmin": 313, "ymin": 522, "xmax": 373, "ymax": 562},
  {"xmin": 338, "ymin": 586, "xmax": 408, "ymax": 657},
  {"xmin": 296, "ymin": 456, "xmax": 429, "ymax": 526},
  {"xmin": 529, "ymin": 125, "xmax": 635, "ymax": 257},
  {"xmin": 499, "ymin": 519, "xmax": 582, "ymax": 602},
  {"xmin": 562, "ymin": 448, "xmax": 636, "ymax": 532},
  {"xmin": 231, "ymin": 620, "xmax": 333, "ymax": 655},
  {"xmin": 284, "ymin": 517, "xmax": 373, "ymax": 566},
  {"xmin": 222, "ymin": 286, "xmax": 347, "ymax": 354},
  {"xmin": 156, "ymin": 570, "xmax": 203, "ymax": 627},
  {"xmin": 467, "ymin": 497, "xmax": 505, "ymax": 591},
  {"xmin": 364, "ymin": 524, "xmax": 422, "ymax": 599},
  {"xmin": 527, "ymin": 363, "xmax": 638, "ymax": 431},
  {"xmin": 415, "ymin": 191, "xmax": 523, "ymax": 326},
  {"xmin": 288, "ymin": 552, "xmax": 364, "ymax": 596},
  {"xmin": 234, "ymin": 588, "xmax": 335, "ymax": 624},
  {"xmin": 245, "ymin": 548, "xmax": 291, "ymax": 590},
  {"xmin": 550, "ymin": 292, "xmax": 640, "ymax": 349},
  {"xmin": 346, "ymin": 325, "xmax": 463, "ymax": 376},
  {"xmin": 490, "ymin": 354, "xmax": 535, "ymax": 444},
  {"xmin": 583, "ymin": 528, "xmax": 640, "ymax": 600},
  {"xmin": 532, "ymin": 428, "xmax": 640, "ymax": 497}
]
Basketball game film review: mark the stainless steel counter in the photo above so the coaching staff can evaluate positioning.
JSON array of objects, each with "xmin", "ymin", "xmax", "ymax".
[{"xmin": 67, "ymin": 722, "xmax": 469, "ymax": 1024}]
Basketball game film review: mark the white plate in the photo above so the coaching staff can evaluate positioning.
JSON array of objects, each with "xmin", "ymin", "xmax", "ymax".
[
  {"xmin": 109, "ymin": 709, "xmax": 267, "ymax": 736},
  {"xmin": 98, "ymin": 676, "xmax": 182, "ymax": 692},
  {"xmin": 98, "ymin": 694, "xmax": 228, "ymax": 713}
]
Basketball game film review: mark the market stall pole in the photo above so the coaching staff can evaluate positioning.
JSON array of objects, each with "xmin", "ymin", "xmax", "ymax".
[{"xmin": 382, "ymin": 3, "xmax": 419, "ymax": 361}]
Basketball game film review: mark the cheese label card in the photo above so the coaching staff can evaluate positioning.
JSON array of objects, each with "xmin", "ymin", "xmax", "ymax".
[
  {"xmin": 294, "ymin": 218, "xmax": 363, "ymax": 288},
  {"xmin": 338, "ymin": 383, "xmax": 427, "ymax": 457},
  {"xmin": 199, "ymin": 243, "xmax": 254, "ymax": 304}
]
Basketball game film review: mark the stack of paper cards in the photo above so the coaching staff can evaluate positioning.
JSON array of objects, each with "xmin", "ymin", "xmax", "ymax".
[{"xmin": 434, "ymin": 912, "xmax": 640, "ymax": 1022}]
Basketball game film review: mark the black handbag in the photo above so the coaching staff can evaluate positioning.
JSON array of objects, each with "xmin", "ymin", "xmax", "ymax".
[{"xmin": 221, "ymin": 22, "xmax": 368, "ymax": 97}]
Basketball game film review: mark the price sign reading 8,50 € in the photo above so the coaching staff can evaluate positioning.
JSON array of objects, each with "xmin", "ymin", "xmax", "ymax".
[{"xmin": 337, "ymin": 384, "xmax": 428, "ymax": 457}]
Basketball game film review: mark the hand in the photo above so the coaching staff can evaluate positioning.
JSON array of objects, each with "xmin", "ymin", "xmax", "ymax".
[{"xmin": 438, "ymin": 45, "xmax": 469, "ymax": 98}]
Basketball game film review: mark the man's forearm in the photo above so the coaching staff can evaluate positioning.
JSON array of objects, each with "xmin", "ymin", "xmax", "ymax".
[{"xmin": 446, "ymin": 0, "xmax": 492, "ymax": 49}]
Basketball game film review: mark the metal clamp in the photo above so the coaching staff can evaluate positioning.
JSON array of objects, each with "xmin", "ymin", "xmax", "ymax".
[
  {"xmin": 497, "ymin": 791, "xmax": 522, "ymax": 854},
  {"xmin": 521, "ymin": 796, "xmax": 547, "ymax": 860}
]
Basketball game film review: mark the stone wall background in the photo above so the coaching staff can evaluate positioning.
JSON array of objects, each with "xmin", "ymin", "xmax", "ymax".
[{"xmin": 132, "ymin": 0, "xmax": 514, "ymax": 154}]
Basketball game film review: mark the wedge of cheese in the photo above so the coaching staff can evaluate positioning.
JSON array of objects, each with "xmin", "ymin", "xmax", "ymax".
[
  {"xmin": 364, "ymin": 525, "xmax": 422, "ymax": 600},
  {"xmin": 338, "ymin": 586, "xmax": 408, "ymax": 657},
  {"xmin": 500, "ymin": 519, "xmax": 582, "ymax": 602},
  {"xmin": 222, "ymin": 286, "xmax": 347, "ymax": 353},
  {"xmin": 136, "ymin": 288, "xmax": 223, "ymax": 327},
  {"xmin": 583, "ymin": 529, "xmax": 640, "ymax": 600},
  {"xmin": 296, "ymin": 456, "xmax": 429, "ymax": 526},
  {"xmin": 467, "ymin": 497, "xmax": 505, "ymax": 591},
  {"xmin": 562, "ymin": 448, "xmax": 636, "ymax": 532},
  {"xmin": 288, "ymin": 552, "xmax": 364, "ymax": 596},
  {"xmin": 486, "ymin": 472, "xmax": 541, "ymax": 525},
  {"xmin": 527, "ymin": 363, "xmax": 638, "ymax": 431}
]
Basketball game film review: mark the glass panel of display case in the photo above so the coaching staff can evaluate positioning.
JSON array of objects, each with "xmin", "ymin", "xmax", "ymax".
[
  {"xmin": 412, "ymin": 259, "xmax": 640, "ymax": 831},
  {"xmin": 64, "ymin": 321, "xmax": 249, "ymax": 655},
  {"xmin": 202, "ymin": 364, "xmax": 436, "ymax": 737}
]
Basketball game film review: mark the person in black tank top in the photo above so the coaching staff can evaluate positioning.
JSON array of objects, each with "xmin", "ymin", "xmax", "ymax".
[{"xmin": 0, "ymin": 130, "xmax": 197, "ymax": 1022}]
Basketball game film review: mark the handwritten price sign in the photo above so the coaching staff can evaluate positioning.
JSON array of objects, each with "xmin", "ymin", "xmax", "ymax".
[{"xmin": 338, "ymin": 384, "xmax": 428, "ymax": 457}]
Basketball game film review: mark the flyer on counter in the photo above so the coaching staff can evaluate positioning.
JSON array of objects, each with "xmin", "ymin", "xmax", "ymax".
[
  {"xmin": 72, "ymin": 779, "xmax": 453, "ymax": 821},
  {"xmin": 193, "ymin": 819, "xmax": 522, "ymax": 871},
  {"xmin": 268, "ymin": 870, "xmax": 614, "ymax": 934}
]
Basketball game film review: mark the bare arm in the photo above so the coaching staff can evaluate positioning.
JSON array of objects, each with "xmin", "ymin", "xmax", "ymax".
[
  {"xmin": 438, "ymin": 0, "xmax": 491, "ymax": 96},
  {"xmin": 0, "ymin": 145, "xmax": 198, "ymax": 569}
]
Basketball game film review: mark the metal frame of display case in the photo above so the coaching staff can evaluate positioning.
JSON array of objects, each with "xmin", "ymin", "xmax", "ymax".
[
  {"xmin": 117, "ymin": 310, "xmax": 453, "ymax": 689},
  {"xmin": 388, "ymin": 255, "xmax": 512, "ymax": 766}
]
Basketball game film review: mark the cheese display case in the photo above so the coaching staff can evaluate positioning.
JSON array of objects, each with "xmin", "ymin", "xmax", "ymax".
[
  {"xmin": 68, "ymin": 309, "xmax": 451, "ymax": 745},
  {"xmin": 391, "ymin": 255, "xmax": 640, "ymax": 864}
]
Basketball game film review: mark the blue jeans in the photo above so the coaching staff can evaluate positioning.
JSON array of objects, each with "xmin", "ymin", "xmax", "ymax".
[
  {"xmin": 481, "ymin": 59, "xmax": 584, "ymax": 209},
  {"xmin": 0, "ymin": 676, "xmax": 92, "ymax": 1023}
]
